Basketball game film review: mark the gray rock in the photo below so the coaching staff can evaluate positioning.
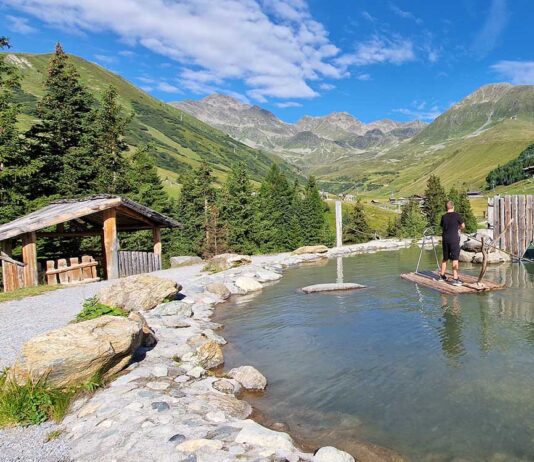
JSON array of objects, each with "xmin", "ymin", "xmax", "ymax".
[
  {"xmin": 153, "ymin": 301, "xmax": 193, "ymax": 317},
  {"xmin": 205, "ymin": 426, "xmax": 239, "ymax": 441},
  {"xmin": 163, "ymin": 316, "xmax": 192, "ymax": 328},
  {"xmin": 205, "ymin": 282, "xmax": 231, "ymax": 300},
  {"xmin": 151, "ymin": 401, "xmax": 170, "ymax": 412},
  {"xmin": 235, "ymin": 419, "xmax": 295, "ymax": 451},
  {"xmin": 228, "ymin": 365, "xmax": 267, "ymax": 390},
  {"xmin": 301, "ymin": 283, "xmax": 365, "ymax": 294},
  {"xmin": 235, "ymin": 276, "xmax": 263, "ymax": 293},
  {"xmin": 170, "ymin": 256, "xmax": 203, "ymax": 267},
  {"xmin": 169, "ymin": 433, "xmax": 186, "ymax": 443},
  {"xmin": 212, "ymin": 379, "xmax": 236, "ymax": 394},
  {"xmin": 313, "ymin": 446, "xmax": 355, "ymax": 462}
]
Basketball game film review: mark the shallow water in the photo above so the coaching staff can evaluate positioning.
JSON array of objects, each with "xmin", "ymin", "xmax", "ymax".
[{"xmin": 214, "ymin": 248, "xmax": 534, "ymax": 461}]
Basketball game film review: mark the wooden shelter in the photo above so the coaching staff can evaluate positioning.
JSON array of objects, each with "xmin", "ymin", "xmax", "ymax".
[{"xmin": 0, "ymin": 195, "xmax": 180, "ymax": 291}]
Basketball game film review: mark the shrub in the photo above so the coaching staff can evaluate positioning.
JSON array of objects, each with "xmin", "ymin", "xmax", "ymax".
[{"xmin": 75, "ymin": 297, "xmax": 127, "ymax": 322}]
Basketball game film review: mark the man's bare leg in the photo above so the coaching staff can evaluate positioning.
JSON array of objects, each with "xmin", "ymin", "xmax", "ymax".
[
  {"xmin": 440, "ymin": 259, "xmax": 448, "ymax": 277},
  {"xmin": 452, "ymin": 260, "xmax": 459, "ymax": 280}
]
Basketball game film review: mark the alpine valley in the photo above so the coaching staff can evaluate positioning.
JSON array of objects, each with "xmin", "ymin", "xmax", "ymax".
[{"xmin": 173, "ymin": 84, "xmax": 534, "ymax": 195}]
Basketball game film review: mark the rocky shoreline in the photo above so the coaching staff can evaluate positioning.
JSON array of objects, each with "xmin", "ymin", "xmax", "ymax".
[{"xmin": 2, "ymin": 239, "xmax": 412, "ymax": 462}]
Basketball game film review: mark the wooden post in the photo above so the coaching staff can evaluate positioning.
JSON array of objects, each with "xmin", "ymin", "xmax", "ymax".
[
  {"xmin": 153, "ymin": 226, "xmax": 162, "ymax": 271},
  {"xmin": 335, "ymin": 200, "xmax": 343, "ymax": 248},
  {"xmin": 21, "ymin": 232, "xmax": 38, "ymax": 287},
  {"xmin": 103, "ymin": 208, "xmax": 119, "ymax": 279},
  {"xmin": 2, "ymin": 240, "xmax": 13, "ymax": 292}
]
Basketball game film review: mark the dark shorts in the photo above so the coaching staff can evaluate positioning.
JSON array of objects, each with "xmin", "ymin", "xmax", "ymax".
[{"xmin": 442, "ymin": 239, "xmax": 460, "ymax": 261}]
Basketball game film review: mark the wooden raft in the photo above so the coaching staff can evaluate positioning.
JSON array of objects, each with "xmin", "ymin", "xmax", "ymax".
[{"xmin": 400, "ymin": 271, "xmax": 505, "ymax": 295}]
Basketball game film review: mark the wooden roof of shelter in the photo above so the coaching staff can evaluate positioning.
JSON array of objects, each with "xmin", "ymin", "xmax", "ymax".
[{"xmin": 0, "ymin": 195, "xmax": 180, "ymax": 242}]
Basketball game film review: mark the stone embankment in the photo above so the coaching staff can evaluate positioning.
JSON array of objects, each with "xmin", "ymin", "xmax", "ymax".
[{"xmin": 2, "ymin": 239, "xmax": 412, "ymax": 462}]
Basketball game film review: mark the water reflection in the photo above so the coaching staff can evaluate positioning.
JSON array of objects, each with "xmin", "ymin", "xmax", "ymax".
[{"xmin": 438, "ymin": 295, "xmax": 466, "ymax": 363}]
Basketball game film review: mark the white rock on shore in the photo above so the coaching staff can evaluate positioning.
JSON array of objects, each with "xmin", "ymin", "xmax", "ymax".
[{"xmin": 228, "ymin": 365, "xmax": 267, "ymax": 390}]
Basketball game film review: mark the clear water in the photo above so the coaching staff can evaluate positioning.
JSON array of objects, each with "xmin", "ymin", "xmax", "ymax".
[{"xmin": 214, "ymin": 248, "xmax": 534, "ymax": 461}]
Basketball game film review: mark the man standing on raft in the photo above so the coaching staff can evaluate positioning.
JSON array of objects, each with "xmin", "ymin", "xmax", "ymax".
[{"xmin": 439, "ymin": 201, "xmax": 465, "ymax": 286}]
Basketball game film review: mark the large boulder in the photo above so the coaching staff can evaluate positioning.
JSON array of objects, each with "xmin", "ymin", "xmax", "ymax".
[
  {"xmin": 292, "ymin": 245, "xmax": 329, "ymax": 255},
  {"xmin": 473, "ymin": 250, "xmax": 511, "ymax": 264},
  {"xmin": 152, "ymin": 300, "xmax": 193, "ymax": 317},
  {"xmin": 8, "ymin": 315, "xmax": 144, "ymax": 388},
  {"xmin": 206, "ymin": 253, "xmax": 252, "ymax": 272},
  {"xmin": 459, "ymin": 249, "xmax": 474, "ymax": 263},
  {"xmin": 228, "ymin": 365, "xmax": 267, "ymax": 390},
  {"xmin": 96, "ymin": 275, "xmax": 181, "ymax": 312},
  {"xmin": 196, "ymin": 341, "xmax": 224, "ymax": 369},
  {"xmin": 462, "ymin": 239, "xmax": 482, "ymax": 253},
  {"xmin": 170, "ymin": 256, "xmax": 203, "ymax": 267},
  {"xmin": 314, "ymin": 447, "xmax": 355, "ymax": 462}
]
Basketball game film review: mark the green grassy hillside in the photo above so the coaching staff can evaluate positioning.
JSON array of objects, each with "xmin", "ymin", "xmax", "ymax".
[{"xmin": 3, "ymin": 52, "xmax": 295, "ymax": 194}]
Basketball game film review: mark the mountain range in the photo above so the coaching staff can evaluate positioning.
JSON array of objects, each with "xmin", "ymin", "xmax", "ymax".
[
  {"xmin": 173, "ymin": 84, "xmax": 534, "ymax": 195},
  {"xmin": 172, "ymin": 95, "xmax": 427, "ymax": 171}
]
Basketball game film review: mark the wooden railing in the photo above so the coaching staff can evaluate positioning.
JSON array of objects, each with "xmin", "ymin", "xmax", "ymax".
[
  {"xmin": 118, "ymin": 251, "xmax": 162, "ymax": 277},
  {"xmin": 46, "ymin": 256, "xmax": 99, "ymax": 285}
]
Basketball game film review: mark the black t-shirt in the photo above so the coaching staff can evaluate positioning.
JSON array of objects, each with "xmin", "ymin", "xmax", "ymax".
[{"xmin": 440, "ymin": 211, "xmax": 464, "ymax": 242}]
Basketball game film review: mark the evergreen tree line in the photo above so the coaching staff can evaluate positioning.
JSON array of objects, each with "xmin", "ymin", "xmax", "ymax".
[
  {"xmin": 0, "ymin": 41, "xmax": 331, "ymax": 258},
  {"xmin": 486, "ymin": 144, "xmax": 534, "ymax": 188},
  {"xmin": 174, "ymin": 162, "xmax": 332, "ymax": 257},
  {"xmin": 386, "ymin": 175, "xmax": 478, "ymax": 238}
]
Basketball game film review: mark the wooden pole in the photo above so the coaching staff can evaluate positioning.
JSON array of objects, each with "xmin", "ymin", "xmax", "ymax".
[
  {"xmin": 153, "ymin": 226, "xmax": 162, "ymax": 271},
  {"xmin": 335, "ymin": 200, "xmax": 343, "ymax": 248},
  {"xmin": 21, "ymin": 232, "xmax": 38, "ymax": 287},
  {"xmin": 103, "ymin": 208, "xmax": 119, "ymax": 279}
]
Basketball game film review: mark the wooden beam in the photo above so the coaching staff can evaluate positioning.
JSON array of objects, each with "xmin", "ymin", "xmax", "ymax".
[
  {"xmin": 153, "ymin": 226, "xmax": 162, "ymax": 256},
  {"xmin": 103, "ymin": 209, "xmax": 119, "ymax": 280},
  {"xmin": 37, "ymin": 231, "xmax": 102, "ymax": 238},
  {"xmin": 116, "ymin": 205, "xmax": 154, "ymax": 226},
  {"xmin": 21, "ymin": 232, "xmax": 38, "ymax": 287}
]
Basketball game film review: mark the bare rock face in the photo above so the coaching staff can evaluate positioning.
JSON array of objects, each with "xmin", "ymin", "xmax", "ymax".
[
  {"xmin": 96, "ymin": 275, "xmax": 181, "ymax": 312},
  {"xmin": 8, "ymin": 315, "xmax": 144, "ymax": 388},
  {"xmin": 196, "ymin": 341, "xmax": 224, "ymax": 369},
  {"xmin": 228, "ymin": 365, "xmax": 267, "ymax": 390},
  {"xmin": 292, "ymin": 245, "xmax": 329, "ymax": 255},
  {"xmin": 205, "ymin": 282, "xmax": 231, "ymax": 300},
  {"xmin": 170, "ymin": 256, "xmax": 202, "ymax": 267},
  {"xmin": 207, "ymin": 253, "xmax": 252, "ymax": 271}
]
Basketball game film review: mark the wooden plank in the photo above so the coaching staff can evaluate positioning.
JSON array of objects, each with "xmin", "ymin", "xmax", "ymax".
[
  {"xmin": 499, "ymin": 197, "xmax": 505, "ymax": 249},
  {"xmin": 69, "ymin": 257, "xmax": 83, "ymax": 283},
  {"xmin": 132, "ymin": 252, "xmax": 139, "ymax": 276},
  {"xmin": 21, "ymin": 232, "xmax": 38, "ymax": 287},
  {"xmin": 512, "ymin": 195, "xmax": 519, "ymax": 258},
  {"xmin": 45, "ymin": 260, "xmax": 97, "ymax": 275},
  {"xmin": 46, "ymin": 261, "xmax": 57, "ymax": 285},
  {"xmin": 90, "ymin": 256, "xmax": 98, "ymax": 279},
  {"xmin": 57, "ymin": 259, "xmax": 68, "ymax": 284},
  {"xmin": 81, "ymin": 256, "xmax": 93, "ymax": 280},
  {"xmin": 103, "ymin": 208, "xmax": 119, "ymax": 279},
  {"xmin": 401, "ymin": 271, "xmax": 505, "ymax": 294},
  {"xmin": 153, "ymin": 226, "xmax": 162, "ymax": 257},
  {"xmin": 518, "ymin": 195, "xmax": 526, "ymax": 257},
  {"xmin": 504, "ymin": 196, "xmax": 512, "ymax": 253}
]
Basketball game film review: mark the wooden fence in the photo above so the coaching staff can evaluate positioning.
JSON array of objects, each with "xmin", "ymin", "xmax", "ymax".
[
  {"xmin": 46, "ymin": 256, "xmax": 99, "ymax": 285},
  {"xmin": 492, "ymin": 195, "xmax": 534, "ymax": 259},
  {"xmin": 2, "ymin": 253, "xmax": 26, "ymax": 292},
  {"xmin": 118, "ymin": 251, "xmax": 162, "ymax": 278}
]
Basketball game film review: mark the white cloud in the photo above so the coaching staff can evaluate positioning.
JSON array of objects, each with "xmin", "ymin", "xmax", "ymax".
[
  {"xmin": 319, "ymin": 83, "xmax": 335, "ymax": 90},
  {"xmin": 356, "ymin": 73, "xmax": 371, "ymax": 81},
  {"xmin": 118, "ymin": 50, "xmax": 135, "ymax": 57},
  {"xmin": 6, "ymin": 15, "xmax": 37, "ymax": 34},
  {"xmin": 491, "ymin": 61, "xmax": 534, "ymax": 84},
  {"xmin": 6, "ymin": 0, "xmax": 345, "ymax": 101},
  {"xmin": 361, "ymin": 11, "xmax": 376, "ymax": 22},
  {"xmin": 156, "ymin": 82, "xmax": 182, "ymax": 93},
  {"xmin": 337, "ymin": 36, "xmax": 415, "ymax": 67},
  {"xmin": 472, "ymin": 0, "xmax": 508, "ymax": 57},
  {"xmin": 275, "ymin": 101, "xmax": 302, "ymax": 108},
  {"xmin": 388, "ymin": 2, "xmax": 422, "ymax": 25},
  {"xmin": 394, "ymin": 103, "xmax": 441, "ymax": 121},
  {"xmin": 94, "ymin": 54, "xmax": 116, "ymax": 64}
]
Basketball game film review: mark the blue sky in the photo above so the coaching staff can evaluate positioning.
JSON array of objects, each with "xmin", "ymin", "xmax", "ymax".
[{"xmin": 1, "ymin": 0, "xmax": 533, "ymax": 123}]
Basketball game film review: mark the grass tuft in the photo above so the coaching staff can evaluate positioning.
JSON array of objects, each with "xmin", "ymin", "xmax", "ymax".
[
  {"xmin": 45, "ymin": 429, "xmax": 63, "ymax": 442},
  {"xmin": 75, "ymin": 297, "xmax": 127, "ymax": 322}
]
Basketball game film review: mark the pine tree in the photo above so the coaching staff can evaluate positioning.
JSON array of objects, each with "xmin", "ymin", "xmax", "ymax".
[
  {"xmin": 343, "ymin": 200, "xmax": 373, "ymax": 243},
  {"xmin": 256, "ymin": 164, "xmax": 296, "ymax": 252},
  {"xmin": 202, "ymin": 204, "xmax": 228, "ymax": 258},
  {"xmin": 298, "ymin": 176, "xmax": 327, "ymax": 245},
  {"xmin": 174, "ymin": 163, "xmax": 216, "ymax": 255},
  {"xmin": 0, "ymin": 39, "xmax": 39, "ymax": 222},
  {"xmin": 220, "ymin": 162, "xmax": 258, "ymax": 254},
  {"xmin": 27, "ymin": 43, "xmax": 93, "ymax": 198},
  {"xmin": 398, "ymin": 200, "xmax": 428, "ymax": 238},
  {"xmin": 423, "ymin": 175, "xmax": 447, "ymax": 234}
]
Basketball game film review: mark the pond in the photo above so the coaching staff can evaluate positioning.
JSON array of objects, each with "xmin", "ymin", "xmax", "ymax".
[{"xmin": 214, "ymin": 247, "xmax": 534, "ymax": 461}]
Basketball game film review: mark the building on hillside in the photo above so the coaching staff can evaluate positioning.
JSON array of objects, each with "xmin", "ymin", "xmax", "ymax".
[
  {"xmin": 0, "ymin": 195, "xmax": 180, "ymax": 292},
  {"xmin": 524, "ymin": 165, "xmax": 534, "ymax": 177},
  {"xmin": 409, "ymin": 194, "xmax": 426, "ymax": 205},
  {"xmin": 389, "ymin": 197, "xmax": 409, "ymax": 206},
  {"xmin": 467, "ymin": 191, "xmax": 484, "ymax": 198}
]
